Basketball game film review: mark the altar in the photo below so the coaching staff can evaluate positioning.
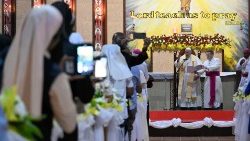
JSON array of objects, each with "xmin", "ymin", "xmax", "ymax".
[
  {"xmin": 147, "ymin": 72, "xmax": 236, "ymax": 136},
  {"xmin": 148, "ymin": 72, "xmax": 236, "ymax": 110}
]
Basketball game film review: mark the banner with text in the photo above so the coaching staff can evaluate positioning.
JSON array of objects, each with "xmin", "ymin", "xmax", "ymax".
[{"xmin": 126, "ymin": 0, "xmax": 249, "ymax": 71}]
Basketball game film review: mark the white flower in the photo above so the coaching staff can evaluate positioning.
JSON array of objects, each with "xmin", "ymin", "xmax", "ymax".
[
  {"xmin": 15, "ymin": 96, "xmax": 27, "ymax": 118},
  {"xmin": 95, "ymin": 97, "xmax": 105, "ymax": 103}
]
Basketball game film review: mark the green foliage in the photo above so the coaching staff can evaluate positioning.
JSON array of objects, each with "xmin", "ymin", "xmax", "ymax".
[{"xmin": 0, "ymin": 86, "xmax": 43, "ymax": 140}]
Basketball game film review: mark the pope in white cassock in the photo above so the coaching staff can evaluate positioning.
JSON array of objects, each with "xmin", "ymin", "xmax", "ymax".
[
  {"xmin": 198, "ymin": 50, "xmax": 223, "ymax": 109},
  {"xmin": 175, "ymin": 48, "xmax": 202, "ymax": 108},
  {"xmin": 236, "ymin": 48, "xmax": 250, "ymax": 92}
]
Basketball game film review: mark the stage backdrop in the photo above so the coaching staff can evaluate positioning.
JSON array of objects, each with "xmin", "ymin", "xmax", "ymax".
[{"xmin": 126, "ymin": 0, "xmax": 249, "ymax": 72}]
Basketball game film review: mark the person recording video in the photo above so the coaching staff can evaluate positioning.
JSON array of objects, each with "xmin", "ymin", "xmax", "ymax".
[
  {"xmin": 112, "ymin": 32, "xmax": 150, "ymax": 69},
  {"xmin": 2, "ymin": 6, "xmax": 78, "ymax": 141},
  {"xmin": 52, "ymin": 1, "xmax": 95, "ymax": 105},
  {"xmin": 111, "ymin": 32, "xmax": 150, "ymax": 141}
]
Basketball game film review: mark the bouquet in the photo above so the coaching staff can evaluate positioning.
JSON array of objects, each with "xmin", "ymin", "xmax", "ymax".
[
  {"xmin": 81, "ymin": 84, "xmax": 123, "ymax": 118},
  {"xmin": 233, "ymin": 90, "xmax": 245, "ymax": 102},
  {"xmin": 0, "ymin": 86, "xmax": 43, "ymax": 141}
]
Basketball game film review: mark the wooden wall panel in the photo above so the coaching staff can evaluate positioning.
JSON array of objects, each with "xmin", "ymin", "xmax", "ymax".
[
  {"xmin": 76, "ymin": 0, "xmax": 93, "ymax": 42},
  {"xmin": 153, "ymin": 52, "xmax": 174, "ymax": 72},
  {"xmin": 106, "ymin": 0, "xmax": 123, "ymax": 43},
  {"xmin": 16, "ymin": 0, "xmax": 31, "ymax": 31}
]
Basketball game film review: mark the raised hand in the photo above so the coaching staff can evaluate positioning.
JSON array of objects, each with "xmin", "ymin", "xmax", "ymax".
[{"xmin": 142, "ymin": 38, "xmax": 151, "ymax": 51}]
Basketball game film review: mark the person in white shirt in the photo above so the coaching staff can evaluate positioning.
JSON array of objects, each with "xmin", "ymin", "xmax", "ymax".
[
  {"xmin": 198, "ymin": 50, "xmax": 223, "ymax": 109},
  {"xmin": 236, "ymin": 48, "xmax": 250, "ymax": 91},
  {"xmin": 130, "ymin": 49, "xmax": 149, "ymax": 141},
  {"xmin": 102, "ymin": 44, "xmax": 134, "ymax": 141},
  {"xmin": 132, "ymin": 49, "xmax": 149, "ymax": 110}
]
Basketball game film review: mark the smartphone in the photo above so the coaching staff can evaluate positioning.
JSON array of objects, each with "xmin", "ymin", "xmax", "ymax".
[
  {"xmin": 94, "ymin": 57, "xmax": 107, "ymax": 78},
  {"xmin": 77, "ymin": 45, "xmax": 94, "ymax": 75},
  {"xmin": 64, "ymin": 59, "xmax": 74, "ymax": 74},
  {"xmin": 133, "ymin": 32, "xmax": 146, "ymax": 39}
]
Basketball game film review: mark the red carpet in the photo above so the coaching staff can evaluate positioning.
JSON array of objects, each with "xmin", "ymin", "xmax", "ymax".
[{"xmin": 149, "ymin": 110, "xmax": 234, "ymax": 122}]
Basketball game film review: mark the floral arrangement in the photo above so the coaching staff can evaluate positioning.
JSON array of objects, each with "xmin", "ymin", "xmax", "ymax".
[
  {"xmin": 150, "ymin": 33, "xmax": 231, "ymax": 52},
  {"xmin": 233, "ymin": 90, "xmax": 245, "ymax": 102},
  {"xmin": 82, "ymin": 84, "xmax": 123, "ymax": 118},
  {"xmin": 0, "ymin": 86, "xmax": 43, "ymax": 141},
  {"xmin": 245, "ymin": 94, "xmax": 250, "ymax": 101}
]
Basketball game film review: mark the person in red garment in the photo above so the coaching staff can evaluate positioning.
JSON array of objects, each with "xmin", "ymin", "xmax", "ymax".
[{"xmin": 198, "ymin": 50, "xmax": 222, "ymax": 109}]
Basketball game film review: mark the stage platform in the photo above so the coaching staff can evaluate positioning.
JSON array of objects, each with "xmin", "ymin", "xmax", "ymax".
[
  {"xmin": 150, "ymin": 110, "xmax": 234, "ymax": 122},
  {"xmin": 148, "ymin": 72, "xmax": 236, "ymax": 110},
  {"xmin": 149, "ymin": 110, "xmax": 235, "ymax": 137}
]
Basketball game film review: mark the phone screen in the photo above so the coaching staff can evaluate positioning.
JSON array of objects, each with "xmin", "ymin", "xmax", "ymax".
[
  {"xmin": 77, "ymin": 46, "xmax": 94, "ymax": 75},
  {"xmin": 133, "ymin": 32, "xmax": 146, "ymax": 39},
  {"xmin": 94, "ymin": 57, "xmax": 107, "ymax": 78}
]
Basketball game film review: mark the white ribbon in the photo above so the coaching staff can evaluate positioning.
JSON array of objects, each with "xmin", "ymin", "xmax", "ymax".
[
  {"xmin": 149, "ymin": 117, "xmax": 235, "ymax": 129},
  {"xmin": 172, "ymin": 118, "xmax": 182, "ymax": 127},
  {"xmin": 52, "ymin": 115, "xmax": 96, "ymax": 141},
  {"xmin": 94, "ymin": 108, "xmax": 114, "ymax": 141},
  {"xmin": 78, "ymin": 115, "xmax": 95, "ymax": 141}
]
